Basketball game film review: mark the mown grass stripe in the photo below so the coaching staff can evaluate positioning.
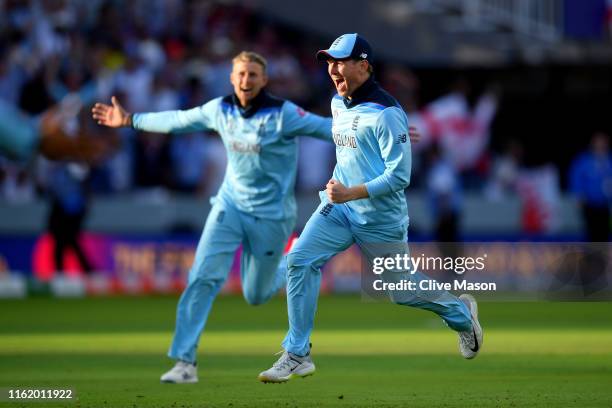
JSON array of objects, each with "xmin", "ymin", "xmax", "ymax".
[{"xmin": 1, "ymin": 329, "xmax": 611, "ymax": 355}]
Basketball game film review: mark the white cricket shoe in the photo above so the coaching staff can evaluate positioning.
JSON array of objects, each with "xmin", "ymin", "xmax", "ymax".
[
  {"xmin": 258, "ymin": 350, "xmax": 315, "ymax": 383},
  {"xmin": 160, "ymin": 361, "xmax": 198, "ymax": 383},
  {"xmin": 458, "ymin": 294, "xmax": 483, "ymax": 359}
]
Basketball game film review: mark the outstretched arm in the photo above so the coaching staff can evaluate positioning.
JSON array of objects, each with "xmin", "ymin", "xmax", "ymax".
[
  {"xmin": 282, "ymin": 101, "xmax": 332, "ymax": 141},
  {"xmin": 92, "ymin": 96, "xmax": 217, "ymax": 134}
]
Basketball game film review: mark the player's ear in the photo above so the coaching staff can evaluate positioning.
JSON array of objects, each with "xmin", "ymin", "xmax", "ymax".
[
  {"xmin": 261, "ymin": 73, "xmax": 269, "ymax": 87},
  {"xmin": 361, "ymin": 60, "xmax": 369, "ymax": 74}
]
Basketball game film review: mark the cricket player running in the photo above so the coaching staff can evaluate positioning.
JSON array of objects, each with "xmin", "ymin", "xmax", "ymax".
[
  {"xmin": 258, "ymin": 34, "xmax": 484, "ymax": 383},
  {"xmin": 92, "ymin": 51, "xmax": 339, "ymax": 384}
]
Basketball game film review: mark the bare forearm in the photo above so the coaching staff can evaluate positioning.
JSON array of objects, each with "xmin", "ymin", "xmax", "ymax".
[{"xmin": 347, "ymin": 184, "xmax": 369, "ymax": 201}]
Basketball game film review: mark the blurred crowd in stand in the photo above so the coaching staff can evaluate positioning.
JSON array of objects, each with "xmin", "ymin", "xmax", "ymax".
[{"xmin": 1, "ymin": 0, "xmax": 611, "ymax": 239}]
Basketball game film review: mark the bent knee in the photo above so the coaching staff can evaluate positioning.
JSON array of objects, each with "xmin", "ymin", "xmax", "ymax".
[
  {"xmin": 286, "ymin": 249, "xmax": 312, "ymax": 270},
  {"xmin": 242, "ymin": 289, "xmax": 271, "ymax": 306},
  {"xmin": 186, "ymin": 274, "xmax": 225, "ymax": 291}
]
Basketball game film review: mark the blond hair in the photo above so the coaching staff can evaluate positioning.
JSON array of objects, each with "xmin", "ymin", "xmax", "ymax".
[{"xmin": 232, "ymin": 51, "xmax": 268, "ymax": 72}]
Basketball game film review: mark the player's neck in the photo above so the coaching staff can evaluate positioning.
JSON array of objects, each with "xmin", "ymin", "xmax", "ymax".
[
  {"xmin": 236, "ymin": 90, "xmax": 265, "ymax": 109},
  {"xmin": 346, "ymin": 74, "xmax": 371, "ymax": 100},
  {"xmin": 237, "ymin": 96, "xmax": 251, "ymax": 108}
]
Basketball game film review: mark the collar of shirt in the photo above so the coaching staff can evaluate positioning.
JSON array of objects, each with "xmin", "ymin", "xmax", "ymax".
[
  {"xmin": 343, "ymin": 76, "xmax": 378, "ymax": 109},
  {"xmin": 231, "ymin": 90, "xmax": 269, "ymax": 119}
]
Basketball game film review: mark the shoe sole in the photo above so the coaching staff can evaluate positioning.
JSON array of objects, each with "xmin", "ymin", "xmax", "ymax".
[
  {"xmin": 160, "ymin": 378, "xmax": 198, "ymax": 384},
  {"xmin": 459, "ymin": 294, "xmax": 483, "ymax": 359},
  {"xmin": 258, "ymin": 369, "xmax": 315, "ymax": 384}
]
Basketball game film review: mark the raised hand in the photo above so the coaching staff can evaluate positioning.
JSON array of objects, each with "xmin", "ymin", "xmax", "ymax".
[{"xmin": 91, "ymin": 96, "xmax": 132, "ymax": 128}]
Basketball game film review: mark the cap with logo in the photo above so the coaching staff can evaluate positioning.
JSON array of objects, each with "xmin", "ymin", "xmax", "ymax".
[{"xmin": 316, "ymin": 33, "xmax": 373, "ymax": 63}]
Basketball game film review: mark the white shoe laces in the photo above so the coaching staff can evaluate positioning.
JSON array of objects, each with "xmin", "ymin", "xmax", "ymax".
[
  {"xmin": 174, "ymin": 361, "xmax": 193, "ymax": 371},
  {"xmin": 459, "ymin": 330, "xmax": 475, "ymax": 348},
  {"xmin": 272, "ymin": 351, "xmax": 300, "ymax": 371}
]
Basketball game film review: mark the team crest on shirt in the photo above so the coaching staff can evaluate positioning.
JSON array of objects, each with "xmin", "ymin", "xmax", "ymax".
[
  {"xmin": 351, "ymin": 115, "xmax": 360, "ymax": 131},
  {"xmin": 258, "ymin": 122, "xmax": 266, "ymax": 137}
]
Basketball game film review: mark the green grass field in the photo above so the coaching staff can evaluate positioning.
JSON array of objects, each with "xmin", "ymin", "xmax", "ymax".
[{"xmin": 1, "ymin": 295, "xmax": 611, "ymax": 407}]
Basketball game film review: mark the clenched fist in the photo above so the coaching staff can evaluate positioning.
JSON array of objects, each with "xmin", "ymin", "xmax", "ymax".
[{"xmin": 326, "ymin": 179, "xmax": 368, "ymax": 204}]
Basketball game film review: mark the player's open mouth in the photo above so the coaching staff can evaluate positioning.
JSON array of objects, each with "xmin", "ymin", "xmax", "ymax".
[{"xmin": 240, "ymin": 88, "xmax": 253, "ymax": 93}]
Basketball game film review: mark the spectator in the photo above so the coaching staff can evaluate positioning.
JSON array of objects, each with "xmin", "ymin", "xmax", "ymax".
[
  {"xmin": 485, "ymin": 139, "xmax": 523, "ymax": 201},
  {"xmin": 427, "ymin": 143, "xmax": 462, "ymax": 244},
  {"xmin": 169, "ymin": 132, "xmax": 212, "ymax": 195},
  {"xmin": 569, "ymin": 132, "xmax": 612, "ymax": 241},
  {"xmin": 0, "ymin": 46, "xmax": 26, "ymax": 104},
  {"xmin": 421, "ymin": 79, "xmax": 498, "ymax": 187},
  {"xmin": 114, "ymin": 53, "xmax": 153, "ymax": 112},
  {"xmin": 46, "ymin": 162, "xmax": 93, "ymax": 274},
  {"xmin": 0, "ymin": 160, "xmax": 35, "ymax": 204},
  {"xmin": 133, "ymin": 131, "xmax": 171, "ymax": 190}
]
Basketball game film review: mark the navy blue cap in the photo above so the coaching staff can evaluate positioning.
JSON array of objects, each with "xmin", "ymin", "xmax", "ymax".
[{"xmin": 316, "ymin": 33, "xmax": 373, "ymax": 63}]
